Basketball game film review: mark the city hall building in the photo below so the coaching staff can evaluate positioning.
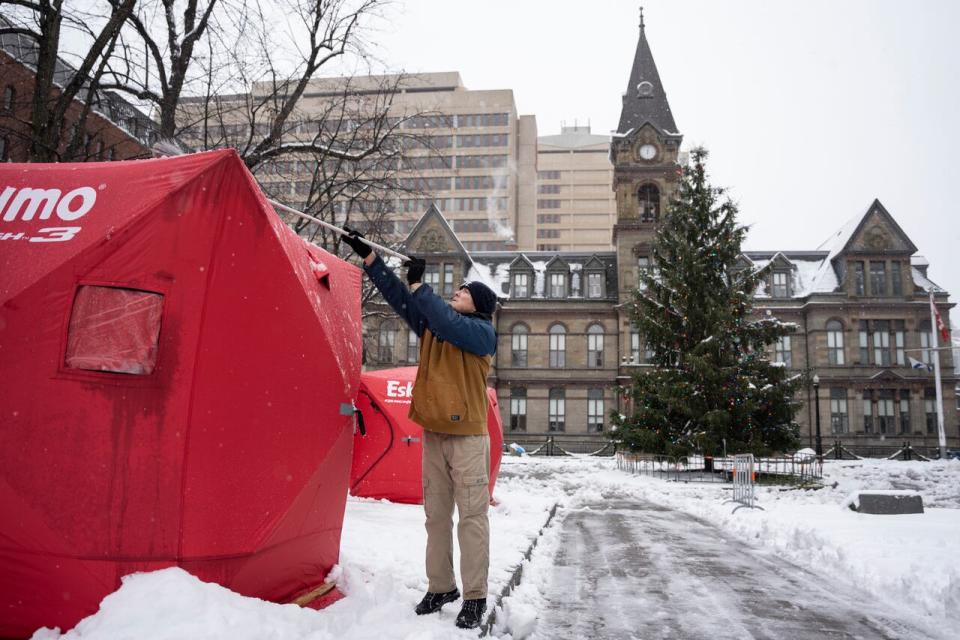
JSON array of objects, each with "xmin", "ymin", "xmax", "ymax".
[{"xmin": 365, "ymin": 19, "xmax": 957, "ymax": 453}]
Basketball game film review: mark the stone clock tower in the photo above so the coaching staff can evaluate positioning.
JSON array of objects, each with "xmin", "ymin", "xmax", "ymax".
[
  {"xmin": 613, "ymin": 12, "xmax": 684, "ymax": 370},
  {"xmin": 612, "ymin": 12, "xmax": 683, "ymax": 302}
]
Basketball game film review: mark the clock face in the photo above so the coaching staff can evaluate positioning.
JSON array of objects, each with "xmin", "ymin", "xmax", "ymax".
[{"xmin": 639, "ymin": 144, "xmax": 657, "ymax": 160}]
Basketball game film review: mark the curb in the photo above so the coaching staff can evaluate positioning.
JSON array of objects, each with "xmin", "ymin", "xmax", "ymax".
[{"xmin": 479, "ymin": 502, "xmax": 560, "ymax": 637}]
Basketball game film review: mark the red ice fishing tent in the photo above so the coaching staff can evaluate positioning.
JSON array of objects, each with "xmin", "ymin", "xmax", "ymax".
[
  {"xmin": 350, "ymin": 366, "xmax": 503, "ymax": 504},
  {"xmin": 0, "ymin": 150, "xmax": 362, "ymax": 638}
]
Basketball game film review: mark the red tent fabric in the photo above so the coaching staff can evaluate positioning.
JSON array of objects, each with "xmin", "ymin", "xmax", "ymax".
[
  {"xmin": 0, "ymin": 150, "xmax": 362, "ymax": 638},
  {"xmin": 350, "ymin": 367, "xmax": 503, "ymax": 504}
]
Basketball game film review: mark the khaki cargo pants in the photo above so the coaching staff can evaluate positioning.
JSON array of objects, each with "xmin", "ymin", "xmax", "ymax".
[{"xmin": 422, "ymin": 431, "xmax": 490, "ymax": 600}]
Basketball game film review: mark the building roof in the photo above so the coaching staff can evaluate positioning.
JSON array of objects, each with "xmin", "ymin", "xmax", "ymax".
[
  {"xmin": 616, "ymin": 20, "xmax": 679, "ymax": 136},
  {"xmin": 469, "ymin": 251, "xmax": 620, "ymax": 301},
  {"xmin": 748, "ymin": 199, "xmax": 944, "ymax": 298},
  {"xmin": 538, "ymin": 124, "xmax": 610, "ymax": 150}
]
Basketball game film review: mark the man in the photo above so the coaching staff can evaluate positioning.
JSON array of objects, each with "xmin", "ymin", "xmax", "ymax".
[{"xmin": 342, "ymin": 229, "xmax": 498, "ymax": 630}]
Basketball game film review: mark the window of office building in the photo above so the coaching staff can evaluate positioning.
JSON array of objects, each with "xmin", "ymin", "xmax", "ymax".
[
  {"xmin": 925, "ymin": 389, "xmax": 938, "ymax": 434},
  {"xmin": 830, "ymin": 388, "xmax": 848, "ymax": 434},
  {"xmin": 406, "ymin": 329, "xmax": 420, "ymax": 363},
  {"xmin": 853, "ymin": 261, "xmax": 865, "ymax": 295},
  {"xmin": 549, "ymin": 324, "xmax": 566, "ymax": 368},
  {"xmin": 899, "ymin": 393, "xmax": 911, "ymax": 434},
  {"xmin": 512, "ymin": 272, "xmax": 530, "ymax": 298},
  {"xmin": 775, "ymin": 336, "xmax": 792, "ymax": 368},
  {"xmin": 510, "ymin": 387, "xmax": 527, "ymax": 432},
  {"xmin": 587, "ymin": 324, "xmax": 604, "ymax": 368},
  {"xmin": 588, "ymin": 389, "xmax": 604, "ymax": 433},
  {"xmin": 870, "ymin": 261, "xmax": 887, "ymax": 296},
  {"xmin": 587, "ymin": 272, "xmax": 604, "ymax": 298},
  {"xmin": 443, "ymin": 264, "xmax": 454, "ymax": 296},
  {"xmin": 772, "ymin": 271, "xmax": 789, "ymax": 297},
  {"xmin": 511, "ymin": 324, "xmax": 528, "ymax": 367},
  {"xmin": 378, "ymin": 321, "xmax": 396, "ymax": 362},
  {"xmin": 549, "ymin": 273, "xmax": 566, "ymax": 298},
  {"xmin": 827, "ymin": 320, "xmax": 845, "ymax": 365},
  {"xmin": 548, "ymin": 388, "xmax": 565, "ymax": 432}
]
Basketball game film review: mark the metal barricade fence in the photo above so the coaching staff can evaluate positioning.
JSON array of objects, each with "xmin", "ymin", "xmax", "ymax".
[
  {"xmin": 615, "ymin": 452, "xmax": 822, "ymax": 485},
  {"xmin": 726, "ymin": 454, "xmax": 762, "ymax": 512}
]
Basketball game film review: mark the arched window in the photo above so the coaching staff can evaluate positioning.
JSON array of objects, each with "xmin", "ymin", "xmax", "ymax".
[
  {"xmin": 548, "ymin": 324, "xmax": 566, "ymax": 368},
  {"xmin": 826, "ymin": 320, "xmax": 845, "ymax": 365},
  {"xmin": 511, "ymin": 323, "xmax": 529, "ymax": 367},
  {"xmin": 587, "ymin": 324, "xmax": 604, "ymax": 368},
  {"xmin": 0, "ymin": 136, "xmax": 8, "ymax": 162},
  {"xmin": 377, "ymin": 321, "xmax": 396, "ymax": 362},
  {"xmin": 637, "ymin": 183, "xmax": 660, "ymax": 222}
]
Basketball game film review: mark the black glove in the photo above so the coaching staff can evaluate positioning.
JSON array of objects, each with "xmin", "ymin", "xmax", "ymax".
[
  {"xmin": 405, "ymin": 257, "xmax": 426, "ymax": 286},
  {"xmin": 341, "ymin": 226, "xmax": 372, "ymax": 259}
]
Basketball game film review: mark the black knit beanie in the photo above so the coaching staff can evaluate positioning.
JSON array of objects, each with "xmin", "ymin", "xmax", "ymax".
[{"xmin": 462, "ymin": 281, "xmax": 497, "ymax": 316}]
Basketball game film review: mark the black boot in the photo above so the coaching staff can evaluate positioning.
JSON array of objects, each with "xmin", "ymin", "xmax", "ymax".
[
  {"xmin": 414, "ymin": 588, "xmax": 460, "ymax": 615},
  {"xmin": 455, "ymin": 598, "xmax": 487, "ymax": 629}
]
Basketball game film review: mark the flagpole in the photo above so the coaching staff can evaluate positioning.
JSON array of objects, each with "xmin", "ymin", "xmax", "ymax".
[{"xmin": 929, "ymin": 291, "xmax": 947, "ymax": 459}]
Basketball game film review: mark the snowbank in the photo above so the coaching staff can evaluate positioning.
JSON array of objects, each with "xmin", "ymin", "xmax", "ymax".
[{"xmin": 31, "ymin": 476, "xmax": 557, "ymax": 640}]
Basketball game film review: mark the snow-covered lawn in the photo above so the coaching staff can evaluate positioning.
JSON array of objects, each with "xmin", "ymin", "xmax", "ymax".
[{"xmin": 32, "ymin": 456, "xmax": 960, "ymax": 639}]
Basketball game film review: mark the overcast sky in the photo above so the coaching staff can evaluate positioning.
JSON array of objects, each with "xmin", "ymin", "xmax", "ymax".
[{"xmin": 369, "ymin": 0, "xmax": 959, "ymax": 309}]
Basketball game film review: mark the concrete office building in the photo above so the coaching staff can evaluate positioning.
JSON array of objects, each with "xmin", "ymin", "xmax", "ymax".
[
  {"xmin": 179, "ymin": 71, "xmax": 538, "ymax": 251},
  {"xmin": 535, "ymin": 124, "xmax": 617, "ymax": 252}
]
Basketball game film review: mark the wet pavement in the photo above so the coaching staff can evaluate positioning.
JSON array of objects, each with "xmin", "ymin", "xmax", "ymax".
[{"xmin": 530, "ymin": 499, "xmax": 944, "ymax": 640}]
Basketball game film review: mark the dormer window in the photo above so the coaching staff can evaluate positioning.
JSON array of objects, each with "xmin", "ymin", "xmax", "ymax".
[
  {"xmin": 771, "ymin": 271, "xmax": 789, "ymax": 298},
  {"xmin": 512, "ymin": 272, "xmax": 530, "ymax": 298},
  {"xmin": 587, "ymin": 272, "xmax": 604, "ymax": 298},
  {"xmin": 549, "ymin": 272, "xmax": 567, "ymax": 298}
]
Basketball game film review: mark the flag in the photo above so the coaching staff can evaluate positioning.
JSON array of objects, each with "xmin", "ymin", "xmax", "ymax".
[
  {"xmin": 934, "ymin": 305, "xmax": 950, "ymax": 342},
  {"xmin": 908, "ymin": 356, "xmax": 933, "ymax": 372}
]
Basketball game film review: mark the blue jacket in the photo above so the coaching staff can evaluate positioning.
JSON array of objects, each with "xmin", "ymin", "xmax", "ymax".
[
  {"xmin": 364, "ymin": 256, "xmax": 496, "ymax": 434},
  {"xmin": 364, "ymin": 256, "xmax": 496, "ymax": 357}
]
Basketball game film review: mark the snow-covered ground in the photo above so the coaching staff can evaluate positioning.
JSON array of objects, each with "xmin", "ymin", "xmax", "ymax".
[
  {"xmin": 493, "ymin": 456, "xmax": 960, "ymax": 639},
  {"xmin": 32, "ymin": 456, "xmax": 960, "ymax": 639},
  {"xmin": 31, "ymin": 472, "xmax": 558, "ymax": 640}
]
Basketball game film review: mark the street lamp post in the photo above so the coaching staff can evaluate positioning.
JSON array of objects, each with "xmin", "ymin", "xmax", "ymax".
[{"xmin": 812, "ymin": 374, "xmax": 823, "ymax": 463}]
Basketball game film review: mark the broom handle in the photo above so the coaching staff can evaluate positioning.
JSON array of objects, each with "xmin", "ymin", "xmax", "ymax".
[{"xmin": 268, "ymin": 199, "xmax": 411, "ymax": 262}]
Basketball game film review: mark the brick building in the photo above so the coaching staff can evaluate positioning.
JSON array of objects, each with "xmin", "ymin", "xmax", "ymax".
[{"xmin": 0, "ymin": 17, "xmax": 156, "ymax": 162}]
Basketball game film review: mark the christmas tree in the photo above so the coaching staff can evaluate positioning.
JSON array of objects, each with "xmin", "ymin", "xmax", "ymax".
[{"xmin": 612, "ymin": 148, "xmax": 801, "ymax": 456}]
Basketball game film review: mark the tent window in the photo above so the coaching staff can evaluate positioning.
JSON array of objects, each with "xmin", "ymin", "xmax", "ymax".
[{"xmin": 65, "ymin": 286, "xmax": 164, "ymax": 375}]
